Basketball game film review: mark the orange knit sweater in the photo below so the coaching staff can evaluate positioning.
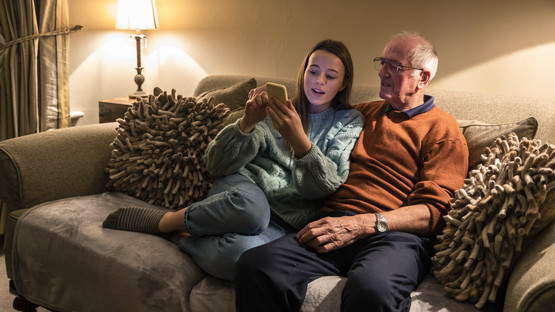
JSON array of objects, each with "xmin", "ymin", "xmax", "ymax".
[{"xmin": 323, "ymin": 100, "xmax": 469, "ymax": 235}]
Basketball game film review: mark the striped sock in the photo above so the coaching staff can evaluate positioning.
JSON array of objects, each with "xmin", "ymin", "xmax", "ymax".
[{"xmin": 103, "ymin": 207, "xmax": 167, "ymax": 234}]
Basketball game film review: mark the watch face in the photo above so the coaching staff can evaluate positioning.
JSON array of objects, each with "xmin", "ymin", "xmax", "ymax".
[
  {"xmin": 377, "ymin": 221, "xmax": 387, "ymax": 233},
  {"xmin": 375, "ymin": 213, "xmax": 388, "ymax": 233}
]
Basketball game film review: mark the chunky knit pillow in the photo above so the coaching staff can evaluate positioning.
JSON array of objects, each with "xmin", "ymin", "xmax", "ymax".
[
  {"xmin": 105, "ymin": 89, "xmax": 230, "ymax": 209},
  {"xmin": 432, "ymin": 133, "xmax": 555, "ymax": 309}
]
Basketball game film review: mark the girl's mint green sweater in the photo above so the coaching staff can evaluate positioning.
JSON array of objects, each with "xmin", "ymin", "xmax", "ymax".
[{"xmin": 204, "ymin": 107, "xmax": 364, "ymax": 230}]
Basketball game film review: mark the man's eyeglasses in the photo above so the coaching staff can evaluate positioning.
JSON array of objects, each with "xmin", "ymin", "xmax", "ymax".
[{"xmin": 373, "ymin": 57, "xmax": 423, "ymax": 74}]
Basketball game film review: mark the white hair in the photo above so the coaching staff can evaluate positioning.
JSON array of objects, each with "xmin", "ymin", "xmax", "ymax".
[{"xmin": 391, "ymin": 31, "xmax": 439, "ymax": 80}]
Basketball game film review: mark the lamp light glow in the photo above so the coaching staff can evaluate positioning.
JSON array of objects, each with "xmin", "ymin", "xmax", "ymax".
[{"xmin": 116, "ymin": 0, "xmax": 158, "ymax": 31}]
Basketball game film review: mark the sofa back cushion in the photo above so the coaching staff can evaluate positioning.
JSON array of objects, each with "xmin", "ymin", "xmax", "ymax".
[{"xmin": 194, "ymin": 75, "xmax": 554, "ymax": 144}]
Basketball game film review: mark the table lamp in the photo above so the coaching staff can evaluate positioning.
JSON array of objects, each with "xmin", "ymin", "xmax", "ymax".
[{"xmin": 116, "ymin": 0, "xmax": 159, "ymax": 98}]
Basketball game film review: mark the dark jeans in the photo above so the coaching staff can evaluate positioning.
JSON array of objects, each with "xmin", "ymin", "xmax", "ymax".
[{"xmin": 235, "ymin": 211, "xmax": 434, "ymax": 312}]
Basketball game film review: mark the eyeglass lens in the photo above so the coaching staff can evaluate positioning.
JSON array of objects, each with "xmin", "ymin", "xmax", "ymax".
[{"xmin": 373, "ymin": 58, "xmax": 399, "ymax": 72}]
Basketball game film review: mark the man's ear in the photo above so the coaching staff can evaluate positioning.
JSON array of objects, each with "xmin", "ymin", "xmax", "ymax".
[{"xmin": 418, "ymin": 70, "xmax": 431, "ymax": 89}]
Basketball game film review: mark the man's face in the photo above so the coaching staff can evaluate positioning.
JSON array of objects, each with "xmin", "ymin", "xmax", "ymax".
[{"xmin": 378, "ymin": 39, "xmax": 423, "ymax": 110}]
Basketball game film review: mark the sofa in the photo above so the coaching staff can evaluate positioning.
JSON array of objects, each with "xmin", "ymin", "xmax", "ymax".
[{"xmin": 0, "ymin": 74, "xmax": 554, "ymax": 312}]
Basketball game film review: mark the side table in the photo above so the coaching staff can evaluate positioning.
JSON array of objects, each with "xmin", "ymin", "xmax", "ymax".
[{"xmin": 98, "ymin": 97, "xmax": 137, "ymax": 123}]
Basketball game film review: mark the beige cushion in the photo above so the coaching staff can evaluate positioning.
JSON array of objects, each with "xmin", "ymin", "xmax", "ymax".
[
  {"xmin": 458, "ymin": 117, "xmax": 538, "ymax": 170},
  {"xmin": 196, "ymin": 78, "xmax": 256, "ymax": 127},
  {"xmin": 196, "ymin": 78, "xmax": 256, "ymax": 112}
]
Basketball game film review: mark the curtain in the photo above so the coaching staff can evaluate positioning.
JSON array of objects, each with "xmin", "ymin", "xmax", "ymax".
[
  {"xmin": 0, "ymin": 0, "xmax": 81, "ymax": 235},
  {"xmin": 0, "ymin": 0, "xmax": 81, "ymax": 141}
]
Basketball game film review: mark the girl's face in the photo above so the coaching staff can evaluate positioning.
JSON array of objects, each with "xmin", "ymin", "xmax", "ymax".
[{"xmin": 303, "ymin": 49, "xmax": 346, "ymax": 114}]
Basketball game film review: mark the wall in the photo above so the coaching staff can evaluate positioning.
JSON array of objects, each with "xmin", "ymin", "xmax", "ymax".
[{"xmin": 68, "ymin": 0, "xmax": 555, "ymax": 125}]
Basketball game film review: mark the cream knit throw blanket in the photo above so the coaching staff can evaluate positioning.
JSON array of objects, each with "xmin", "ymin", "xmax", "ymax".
[{"xmin": 432, "ymin": 133, "xmax": 555, "ymax": 309}]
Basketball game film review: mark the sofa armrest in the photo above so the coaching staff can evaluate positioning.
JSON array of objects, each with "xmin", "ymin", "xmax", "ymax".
[
  {"xmin": 504, "ymin": 220, "xmax": 555, "ymax": 312},
  {"xmin": 0, "ymin": 123, "xmax": 118, "ymax": 214}
]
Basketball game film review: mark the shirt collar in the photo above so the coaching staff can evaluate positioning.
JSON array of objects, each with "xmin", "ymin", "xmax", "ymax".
[{"xmin": 384, "ymin": 95, "xmax": 435, "ymax": 118}]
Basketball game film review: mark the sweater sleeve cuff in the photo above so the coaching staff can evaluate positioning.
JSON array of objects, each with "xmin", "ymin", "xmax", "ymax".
[
  {"xmin": 233, "ymin": 118, "xmax": 255, "ymax": 138},
  {"xmin": 294, "ymin": 144, "xmax": 318, "ymax": 164}
]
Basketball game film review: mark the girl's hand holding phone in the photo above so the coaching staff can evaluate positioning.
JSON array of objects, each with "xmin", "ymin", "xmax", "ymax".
[
  {"xmin": 240, "ymin": 91, "xmax": 270, "ymax": 134},
  {"xmin": 241, "ymin": 83, "xmax": 288, "ymax": 134},
  {"xmin": 243, "ymin": 82, "xmax": 310, "ymax": 156},
  {"xmin": 248, "ymin": 85, "xmax": 267, "ymax": 100},
  {"xmin": 267, "ymin": 96, "xmax": 311, "ymax": 157}
]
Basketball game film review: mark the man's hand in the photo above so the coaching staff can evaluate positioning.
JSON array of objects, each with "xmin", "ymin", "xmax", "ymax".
[
  {"xmin": 296, "ymin": 214, "xmax": 373, "ymax": 253},
  {"xmin": 297, "ymin": 205, "xmax": 434, "ymax": 253}
]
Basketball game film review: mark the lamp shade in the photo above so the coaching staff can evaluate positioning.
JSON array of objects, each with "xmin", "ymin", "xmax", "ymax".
[{"xmin": 116, "ymin": 0, "xmax": 159, "ymax": 30}]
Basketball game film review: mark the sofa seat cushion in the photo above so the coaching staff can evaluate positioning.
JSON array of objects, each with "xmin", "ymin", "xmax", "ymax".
[
  {"xmin": 12, "ymin": 192, "xmax": 205, "ymax": 312},
  {"xmin": 188, "ymin": 274, "xmax": 478, "ymax": 312}
]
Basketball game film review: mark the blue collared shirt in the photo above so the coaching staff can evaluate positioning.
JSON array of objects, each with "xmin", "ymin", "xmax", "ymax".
[{"xmin": 384, "ymin": 95, "xmax": 435, "ymax": 119}]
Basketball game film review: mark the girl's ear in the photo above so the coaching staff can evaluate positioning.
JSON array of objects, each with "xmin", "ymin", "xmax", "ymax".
[{"xmin": 340, "ymin": 80, "xmax": 347, "ymax": 92}]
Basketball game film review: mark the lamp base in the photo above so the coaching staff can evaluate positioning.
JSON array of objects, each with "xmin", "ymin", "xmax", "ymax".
[
  {"xmin": 129, "ymin": 35, "xmax": 149, "ymax": 99},
  {"xmin": 128, "ymin": 92, "xmax": 148, "ymax": 99}
]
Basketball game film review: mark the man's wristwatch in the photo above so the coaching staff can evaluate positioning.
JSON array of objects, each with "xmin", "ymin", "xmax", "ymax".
[{"xmin": 374, "ymin": 212, "xmax": 388, "ymax": 233}]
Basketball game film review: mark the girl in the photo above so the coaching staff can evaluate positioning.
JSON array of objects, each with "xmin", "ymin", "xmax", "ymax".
[{"xmin": 103, "ymin": 39, "xmax": 364, "ymax": 281}]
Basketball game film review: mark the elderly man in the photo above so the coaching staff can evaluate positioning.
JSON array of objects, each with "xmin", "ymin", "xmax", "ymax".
[{"xmin": 234, "ymin": 31, "xmax": 469, "ymax": 312}]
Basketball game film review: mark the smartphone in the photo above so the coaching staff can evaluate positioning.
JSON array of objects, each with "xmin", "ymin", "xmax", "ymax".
[{"xmin": 266, "ymin": 82, "xmax": 288, "ymax": 103}]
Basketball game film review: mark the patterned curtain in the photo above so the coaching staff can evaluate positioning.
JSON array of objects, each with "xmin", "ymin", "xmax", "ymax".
[
  {"xmin": 0, "ymin": 0, "xmax": 81, "ymax": 234},
  {"xmin": 0, "ymin": 0, "xmax": 81, "ymax": 141}
]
